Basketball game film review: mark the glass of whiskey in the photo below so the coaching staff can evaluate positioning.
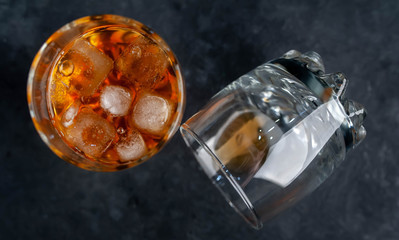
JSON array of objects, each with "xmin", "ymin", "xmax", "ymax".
[
  {"xmin": 180, "ymin": 50, "xmax": 366, "ymax": 229},
  {"xmin": 27, "ymin": 15, "xmax": 185, "ymax": 171}
]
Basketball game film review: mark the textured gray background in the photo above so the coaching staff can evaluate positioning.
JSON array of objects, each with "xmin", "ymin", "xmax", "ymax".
[{"xmin": 1, "ymin": 0, "xmax": 398, "ymax": 239}]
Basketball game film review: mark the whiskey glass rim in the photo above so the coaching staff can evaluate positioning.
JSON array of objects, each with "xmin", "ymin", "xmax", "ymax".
[{"xmin": 26, "ymin": 14, "xmax": 185, "ymax": 171}]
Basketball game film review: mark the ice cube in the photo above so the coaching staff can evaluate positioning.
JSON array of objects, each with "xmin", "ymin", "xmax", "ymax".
[
  {"xmin": 115, "ymin": 35, "xmax": 168, "ymax": 88},
  {"xmin": 64, "ymin": 39, "xmax": 113, "ymax": 96},
  {"xmin": 66, "ymin": 110, "xmax": 116, "ymax": 157},
  {"xmin": 115, "ymin": 130, "xmax": 147, "ymax": 162},
  {"xmin": 48, "ymin": 73, "xmax": 72, "ymax": 114},
  {"xmin": 61, "ymin": 100, "xmax": 81, "ymax": 127},
  {"xmin": 100, "ymin": 85, "xmax": 133, "ymax": 116},
  {"xmin": 131, "ymin": 93, "xmax": 172, "ymax": 135}
]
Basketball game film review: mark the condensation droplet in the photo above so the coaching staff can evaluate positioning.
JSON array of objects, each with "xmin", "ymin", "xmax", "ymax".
[
  {"xmin": 130, "ymin": 46, "xmax": 142, "ymax": 58},
  {"xmin": 58, "ymin": 59, "xmax": 74, "ymax": 76},
  {"xmin": 117, "ymin": 127, "xmax": 126, "ymax": 135}
]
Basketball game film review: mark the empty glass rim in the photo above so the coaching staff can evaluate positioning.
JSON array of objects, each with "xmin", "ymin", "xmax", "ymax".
[{"xmin": 180, "ymin": 122, "xmax": 262, "ymax": 229}]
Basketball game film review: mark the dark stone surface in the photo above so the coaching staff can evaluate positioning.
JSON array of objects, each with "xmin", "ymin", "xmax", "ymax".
[{"xmin": 1, "ymin": 0, "xmax": 398, "ymax": 239}]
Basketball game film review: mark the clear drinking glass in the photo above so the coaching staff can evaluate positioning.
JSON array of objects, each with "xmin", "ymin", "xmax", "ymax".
[
  {"xmin": 180, "ymin": 50, "xmax": 366, "ymax": 229},
  {"xmin": 27, "ymin": 15, "xmax": 185, "ymax": 171}
]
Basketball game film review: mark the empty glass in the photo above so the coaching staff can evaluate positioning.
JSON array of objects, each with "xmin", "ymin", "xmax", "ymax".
[{"xmin": 180, "ymin": 50, "xmax": 366, "ymax": 229}]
